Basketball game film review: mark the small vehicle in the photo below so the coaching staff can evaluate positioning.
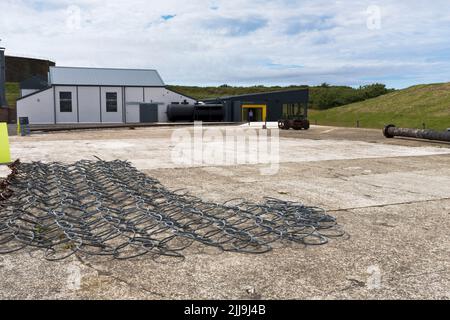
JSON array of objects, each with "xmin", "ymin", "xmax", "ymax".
[
  {"xmin": 278, "ymin": 119, "xmax": 310, "ymax": 130},
  {"xmin": 278, "ymin": 103, "xmax": 310, "ymax": 130}
]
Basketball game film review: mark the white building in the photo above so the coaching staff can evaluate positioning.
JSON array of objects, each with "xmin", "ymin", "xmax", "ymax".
[{"xmin": 17, "ymin": 66, "xmax": 197, "ymax": 124}]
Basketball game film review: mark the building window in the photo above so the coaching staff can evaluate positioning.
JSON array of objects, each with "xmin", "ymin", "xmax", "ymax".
[
  {"xmin": 106, "ymin": 92, "xmax": 118, "ymax": 112},
  {"xmin": 59, "ymin": 92, "xmax": 72, "ymax": 113}
]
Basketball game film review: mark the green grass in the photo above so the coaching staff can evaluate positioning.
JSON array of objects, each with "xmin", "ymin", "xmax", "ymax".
[
  {"xmin": 5, "ymin": 82, "xmax": 20, "ymax": 110},
  {"xmin": 309, "ymin": 83, "xmax": 450, "ymax": 131}
]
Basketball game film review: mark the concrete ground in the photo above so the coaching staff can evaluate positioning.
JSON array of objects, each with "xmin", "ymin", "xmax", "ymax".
[{"xmin": 1, "ymin": 124, "xmax": 450, "ymax": 300}]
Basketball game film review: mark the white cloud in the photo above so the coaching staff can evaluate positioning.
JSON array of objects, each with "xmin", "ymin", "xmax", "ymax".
[{"xmin": 1, "ymin": 0, "xmax": 449, "ymax": 88}]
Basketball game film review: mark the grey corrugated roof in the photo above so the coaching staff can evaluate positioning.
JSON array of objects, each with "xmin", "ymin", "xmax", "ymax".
[{"xmin": 49, "ymin": 66, "xmax": 165, "ymax": 86}]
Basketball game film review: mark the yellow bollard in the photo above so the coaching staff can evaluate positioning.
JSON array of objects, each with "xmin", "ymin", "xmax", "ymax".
[{"xmin": 0, "ymin": 123, "xmax": 11, "ymax": 164}]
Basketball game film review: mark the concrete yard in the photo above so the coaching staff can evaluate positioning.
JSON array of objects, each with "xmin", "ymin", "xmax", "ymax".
[{"xmin": 1, "ymin": 124, "xmax": 450, "ymax": 300}]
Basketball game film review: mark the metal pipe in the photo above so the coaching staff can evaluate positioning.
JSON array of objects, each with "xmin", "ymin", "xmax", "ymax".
[{"xmin": 383, "ymin": 124, "xmax": 450, "ymax": 142}]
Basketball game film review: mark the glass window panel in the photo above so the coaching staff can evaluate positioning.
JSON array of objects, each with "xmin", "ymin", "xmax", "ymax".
[
  {"xmin": 106, "ymin": 92, "xmax": 118, "ymax": 113},
  {"xmin": 59, "ymin": 92, "xmax": 72, "ymax": 113}
]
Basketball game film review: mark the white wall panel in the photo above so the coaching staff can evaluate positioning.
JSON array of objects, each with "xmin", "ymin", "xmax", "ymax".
[
  {"xmin": 55, "ymin": 86, "xmax": 78, "ymax": 124},
  {"xmin": 16, "ymin": 86, "xmax": 196, "ymax": 125},
  {"xmin": 78, "ymin": 87, "xmax": 101, "ymax": 123},
  {"xmin": 21, "ymin": 89, "xmax": 39, "ymax": 97},
  {"xmin": 100, "ymin": 87, "xmax": 123, "ymax": 123},
  {"xmin": 125, "ymin": 87, "xmax": 144, "ymax": 123},
  {"xmin": 16, "ymin": 88, "xmax": 54, "ymax": 124}
]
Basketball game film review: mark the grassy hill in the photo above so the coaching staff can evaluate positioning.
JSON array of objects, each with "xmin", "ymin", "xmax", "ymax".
[
  {"xmin": 309, "ymin": 83, "xmax": 450, "ymax": 131},
  {"xmin": 168, "ymin": 84, "xmax": 392, "ymax": 110}
]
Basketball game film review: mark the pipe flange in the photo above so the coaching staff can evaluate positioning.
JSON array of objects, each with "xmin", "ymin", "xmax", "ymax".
[{"xmin": 383, "ymin": 124, "xmax": 396, "ymax": 138}]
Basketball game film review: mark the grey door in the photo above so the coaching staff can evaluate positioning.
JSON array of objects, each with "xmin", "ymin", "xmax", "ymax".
[{"xmin": 139, "ymin": 104, "xmax": 158, "ymax": 123}]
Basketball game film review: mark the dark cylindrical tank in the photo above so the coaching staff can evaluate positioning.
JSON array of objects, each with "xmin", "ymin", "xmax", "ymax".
[
  {"xmin": 167, "ymin": 104, "xmax": 195, "ymax": 122},
  {"xmin": 383, "ymin": 124, "xmax": 450, "ymax": 142},
  {"xmin": 194, "ymin": 104, "xmax": 224, "ymax": 122}
]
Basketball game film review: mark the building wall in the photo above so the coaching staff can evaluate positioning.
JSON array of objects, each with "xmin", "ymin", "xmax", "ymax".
[
  {"xmin": 125, "ymin": 87, "xmax": 144, "ymax": 123},
  {"xmin": 21, "ymin": 89, "xmax": 39, "ymax": 97},
  {"xmin": 230, "ymin": 100, "xmax": 284, "ymax": 122},
  {"xmin": 17, "ymin": 86, "xmax": 197, "ymax": 124},
  {"xmin": 55, "ymin": 86, "xmax": 78, "ymax": 123},
  {"xmin": 219, "ymin": 90, "xmax": 309, "ymax": 122},
  {"xmin": 144, "ymin": 88, "xmax": 196, "ymax": 123},
  {"xmin": 17, "ymin": 88, "xmax": 54, "ymax": 124},
  {"xmin": 100, "ymin": 87, "xmax": 123, "ymax": 123},
  {"xmin": 78, "ymin": 87, "xmax": 101, "ymax": 123}
]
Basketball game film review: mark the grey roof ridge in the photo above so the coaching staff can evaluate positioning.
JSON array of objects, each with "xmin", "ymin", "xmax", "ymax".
[{"xmin": 50, "ymin": 66, "xmax": 160, "ymax": 72}]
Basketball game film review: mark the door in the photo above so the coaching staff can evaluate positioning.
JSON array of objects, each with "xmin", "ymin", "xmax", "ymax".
[
  {"xmin": 139, "ymin": 103, "xmax": 158, "ymax": 123},
  {"xmin": 241, "ymin": 104, "xmax": 267, "ymax": 122}
]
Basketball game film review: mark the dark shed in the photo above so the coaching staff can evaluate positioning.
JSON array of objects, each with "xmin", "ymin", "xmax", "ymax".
[
  {"xmin": 20, "ymin": 75, "xmax": 49, "ymax": 90},
  {"xmin": 205, "ymin": 89, "xmax": 309, "ymax": 122}
]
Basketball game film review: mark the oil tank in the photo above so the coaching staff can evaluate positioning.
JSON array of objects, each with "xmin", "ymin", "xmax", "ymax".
[
  {"xmin": 194, "ymin": 104, "xmax": 224, "ymax": 122},
  {"xmin": 167, "ymin": 104, "xmax": 195, "ymax": 122}
]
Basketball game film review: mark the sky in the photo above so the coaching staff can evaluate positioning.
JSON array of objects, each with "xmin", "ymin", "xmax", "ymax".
[{"xmin": 1, "ymin": 0, "xmax": 450, "ymax": 88}]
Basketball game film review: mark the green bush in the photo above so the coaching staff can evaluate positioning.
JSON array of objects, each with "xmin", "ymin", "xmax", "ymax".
[
  {"xmin": 168, "ymin": 84, "xmax": 393, "ymax": 110},
  {"xmin": 309, "ymin": 84, "xmax": 393, "ymax": 110}
]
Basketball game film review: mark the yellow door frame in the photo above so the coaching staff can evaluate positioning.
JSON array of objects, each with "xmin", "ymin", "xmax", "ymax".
[{"xmin": 241, "ymin": 104, "xmax": 267, "ymax": 122}]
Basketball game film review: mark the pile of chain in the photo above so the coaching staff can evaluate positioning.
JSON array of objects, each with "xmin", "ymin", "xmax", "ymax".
[
  {"xmin": 0, "ymin": 160, "xmax": 345, "ymax": 261},
  {"xmin": 0, "ymin": 160, "xmax": 20, "ymax": 201}
]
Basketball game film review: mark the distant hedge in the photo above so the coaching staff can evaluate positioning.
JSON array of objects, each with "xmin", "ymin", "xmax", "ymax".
[
  {"xmin": 309, "ymin": 83, "xmax": 395, "ymax": 110},
  {"xmin": 168, "ymin": 83, "xmax": 394, "ymax": 110}
]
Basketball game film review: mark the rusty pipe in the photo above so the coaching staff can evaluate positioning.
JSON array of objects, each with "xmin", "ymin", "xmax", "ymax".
[{"xmin": 383, "ymin": 125, "xmax": 450, "ymax": 142}]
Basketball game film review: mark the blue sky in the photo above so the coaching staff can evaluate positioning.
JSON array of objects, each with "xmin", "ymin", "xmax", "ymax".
[{"xmin": 1, "ymin": 0, "xmax": 450, "ymax": 88}]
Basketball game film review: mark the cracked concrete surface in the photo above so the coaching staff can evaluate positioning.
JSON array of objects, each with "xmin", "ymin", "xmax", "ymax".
[{"xmin": 1, "ymin": 125, "xmax": 450, "ymax": 300}]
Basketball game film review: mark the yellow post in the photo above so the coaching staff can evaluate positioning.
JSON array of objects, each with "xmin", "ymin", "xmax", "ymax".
[{"xmin": 0, "ymin": 123, "xmax": 11, "ymax": 164}]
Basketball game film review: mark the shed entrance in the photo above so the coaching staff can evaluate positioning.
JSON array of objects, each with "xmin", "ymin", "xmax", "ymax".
[{"xmin": 241, "ymin": 104, "xmax": 267, "ymax": 122}]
